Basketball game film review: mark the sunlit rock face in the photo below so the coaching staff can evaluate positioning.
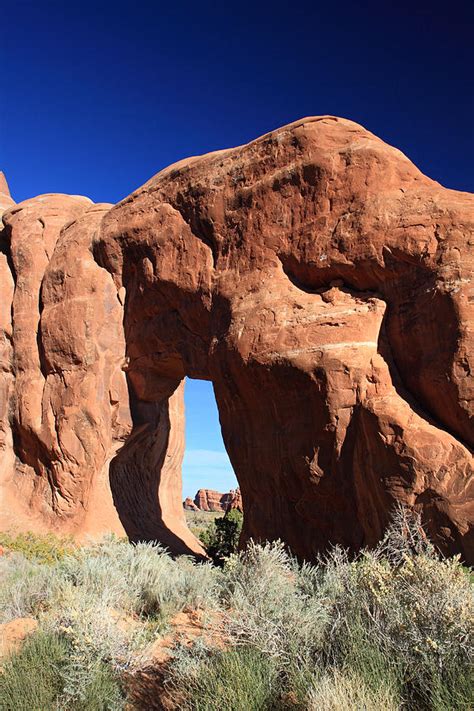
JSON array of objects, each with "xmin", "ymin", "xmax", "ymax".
[
  {"xmin": 98, "ymin": 116, "xmax": 473, "ymax": 562},
  {"xmin": 1, "ymin": 118, "xmax": 473, "ymax": 562},
  {"xmin": 0, "ymin": 193, "xmax": 135, "ymax": 542},
  {"xmin": 0, "ymin": 183, "xmax": 204, "ymax": 554},
  {"xmin": 192, "ymin": 489, "xmax": 242, "ymax": 512}
]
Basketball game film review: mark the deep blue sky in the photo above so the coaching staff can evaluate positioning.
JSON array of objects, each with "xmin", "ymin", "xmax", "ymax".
[
  {"xmin": 2, "ymin": 0, "xmax": 473, "ymax": 205},
  {"xmin": 2, "ymin": 0, "xmax": 472, "ymax": 495}
]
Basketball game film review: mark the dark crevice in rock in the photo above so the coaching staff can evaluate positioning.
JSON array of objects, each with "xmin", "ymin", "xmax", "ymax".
[
  {"xmin": 36, "ymin": 281, "xmax": 50, "ymax": 380},
  {"xmin": 171, "ymin": 193, "xmax": 218, "ymax": 269}
]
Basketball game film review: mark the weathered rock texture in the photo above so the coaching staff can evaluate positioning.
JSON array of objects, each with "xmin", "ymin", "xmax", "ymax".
[
  {"xmin": 0, "ymin": 186, "xmax": 204, "ymax": 554},
  {"xmin": 183, "ymin": 497, "xmax": 199, "ymax": 511},
  {"xmin": 192, "ymin": 488, "xmax": 243, "ymax": 512},
  {"xmin": 1, "ymin": 117, "xmax": 473, "ymax": 562},
  {"xmin": 0, "ymin": 195, "xmax": 129, "ymax": 540},
  {"xmin": 0, "ymin": 174, "xmax": 15, "ymax": 486},
  {"xmin": 97, "ymin": 116, "xmax": 473, "ymax": 562}
]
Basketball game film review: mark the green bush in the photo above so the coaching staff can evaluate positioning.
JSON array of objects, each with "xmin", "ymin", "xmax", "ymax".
[
  {"xmin": 171, "ymin": 645, "xmax": 280, "ymax": 710},
  {"xmin": 0, "ymin": 628, "xmax": 126, "ymax": 710},
  {"xmin": 0, "ymin": 530, "xmax": 77, "ymax": 565},
  {"xmin": 199, "ymin": 509, "xmax": 243, "ymax": 563},
  {"xmin": 0, "ymin": 630, "xmax": 68, "ymax": 710}
]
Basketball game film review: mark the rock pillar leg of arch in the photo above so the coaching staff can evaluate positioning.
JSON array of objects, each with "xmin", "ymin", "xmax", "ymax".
[{"xmin": 109, "ymin": 381, "xmax": 207, "ymax": 557}]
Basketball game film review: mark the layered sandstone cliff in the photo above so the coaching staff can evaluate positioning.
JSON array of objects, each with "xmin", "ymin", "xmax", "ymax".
[
  {"xmin": 191, "ymin": 488, "xmax": 243, "ymax": 512},
  {"xmin": 1, "ymin": 118, "xmax": 473, "ymax": 562}
]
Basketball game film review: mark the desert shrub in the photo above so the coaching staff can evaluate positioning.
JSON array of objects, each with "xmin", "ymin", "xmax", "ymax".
[
  {"xmin": 68, "ymin": 661, "xmax": 125, "ymax": 711},
  {"xmin": 0, "ymin": 629, "xmax": 68, "ymax": 710},
  {"xmin": 51, "ymin": 589, "xmax": 141, "ymax": 696},
  {"xmin": 57, "ymin": 537, "xmax": 221, "ymax": 624},
  {"xmin": 125, "ymin": 545, "xmax": 220, "ymax": 620},
  {"xmin": 0, "ymin": 627, "xmax": 126, "ymax": 711},
  {"xmin": 185, "ymin": 510, "xmax": 221, "ymax": 539},
  {"xmin": 306, "ymin": 668, "xmax": 401, "ymax": 711},
  {"xmin": 0, "ymin": 530, "xmax": 77, "ymax": 564},
  {"xmin": 199, "ymin": 509, "xmax": 243, "ymax": 563},
  {"xmin": 319, "ymin": 514, "xmax": 473, "ymax": 709},
  {"xmin": 1, "ymin": 509, "xmax": 472, "ymax": 710},
  {"xmin": 167, "ymin": 540, "xmax": 327, "ymax": 707},
  {"xmin": 303, "ymin": 508, "xmax": 474, "ymax": 710},
  {"xmin": 199, "ymin": 510, "xmax": 473, "ymax": 710},
  {"xmin": 372, "ymin": 552, "xmax": 473, "ymax": 709},
  {"xmin": 222, "ymin": 540, "xmax": 328, "ymax": 669},
  {"xmin": 323, "ymin": 614, "xmax": 403, "ymax": 706},
  {"xmin": 0, "ymin": 554, "xmax": 62, "ymax": 622},
  {"xmin": 170, "ymin": 644, "xmax": 280, "ymax": 710}
]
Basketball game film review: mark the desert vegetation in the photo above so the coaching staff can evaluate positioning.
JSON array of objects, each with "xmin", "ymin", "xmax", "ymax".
[
  {"xmin": 0, "ymin": 509, "xmax": 472, "ymax": 710},
  {"xmin": 198, "ymin": 508, "xmax": 244, "ymax": 564},
  {"xmin": 184, "ymin": 509, "xmax": 221, "ymax": 541}
]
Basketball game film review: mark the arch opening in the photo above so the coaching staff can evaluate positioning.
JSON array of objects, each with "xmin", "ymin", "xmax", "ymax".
[
  {"xmin": 182, "ymin": 377, "xmax": 241, "ymax": 549},
  {"xmin": 182, "ymin": 377, "xmax": 238, "ymax": 502},
  {"xmin": 109, "ymin": 372, "xmax": 241, "ymax": 559}
]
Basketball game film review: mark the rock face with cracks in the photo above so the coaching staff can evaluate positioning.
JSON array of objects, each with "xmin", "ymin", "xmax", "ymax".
[
  {"xmin": 0, "ymin": 118, "xmax": 473, "ymax": 562},
  {"xmin": 97, "ymin": 116, "xmax": 473, "ymax": 561},
  {"xmin": 0, "ymin": 179, "xmax": 204, "ymax": 554},
  {"xmin": 0, "ymin": 191, "xmax": 133, "ymax": 541},
  {"xmin": 192, "ymin": 488, "xmax": 243, "ymax": 512}
]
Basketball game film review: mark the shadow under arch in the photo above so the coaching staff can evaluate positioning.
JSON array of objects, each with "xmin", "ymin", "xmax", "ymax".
[{"xmin": 109, "ymin": 379, "xmax": 208, "ymax": 558}]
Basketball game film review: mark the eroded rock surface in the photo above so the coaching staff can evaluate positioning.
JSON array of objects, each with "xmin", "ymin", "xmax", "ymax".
[
  {"xmin": 98, "ymin": 116, "xmax": 473, "ymax": 561},
  {"xmin": 1, "ymin": 195, "xmax": 130, "ymax": 533},
  {"xmin": 0, "ymin": 187, "xmax": 204, "ymax": 555},
  {"xmin": 1, "ymin": 117, "xmax": 473, "ymax": 562},
  {"xmin": 0, "ymin": 174, "xmax": 15, "ymax": 488},
  {"xmin": 0, "ymin": 195, "xmax": 133, "ymax": 541},
  {"xmin": 192, "ymin": 488, "xmax": 243, "ymax": 512}
]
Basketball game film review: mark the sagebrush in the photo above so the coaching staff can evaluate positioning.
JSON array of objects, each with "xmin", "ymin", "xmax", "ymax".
[{"xmin": 0, "ymin": 508, "xmax": 472, "ymax": 710}]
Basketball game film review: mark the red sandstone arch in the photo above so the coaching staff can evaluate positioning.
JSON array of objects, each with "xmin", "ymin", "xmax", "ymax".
[
  {"xmin": 97, "ymin": 117, "xmax": 473, "ymax": 562},
  {"xmin": 1, "ymin": 119, "xmax": 472, "ymax": 562}
]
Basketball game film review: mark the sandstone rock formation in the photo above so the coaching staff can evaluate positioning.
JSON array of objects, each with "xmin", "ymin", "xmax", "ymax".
[
  {"xmin": 0, "ymin": 192, "xmax": 132, "ymax": 539},
  {"xmin": 192, "ymin": 488, "xmax": 243, "ymax": 512},
  {"xmin": 0, "ymin": 186, "xmax": 204, "ymax": 555},
  {"xmin": 97, "ymin": 116, "xmax": 473, "ymax": 562},
  {"xmin": 0, "ymin": 174, "xmax": 15, "ymax": 490},
  {"xmin": 1, "ymin": 117, "xmax": 473, "ymax": 562}
]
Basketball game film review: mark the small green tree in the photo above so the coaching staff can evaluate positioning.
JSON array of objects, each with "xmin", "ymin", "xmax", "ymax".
[{"xmin": 200, "ymin": 509, "xmax": 243, "ymax": 564}]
